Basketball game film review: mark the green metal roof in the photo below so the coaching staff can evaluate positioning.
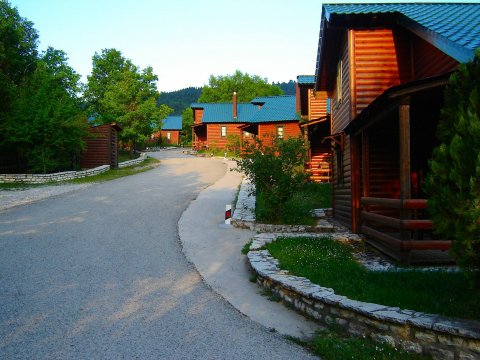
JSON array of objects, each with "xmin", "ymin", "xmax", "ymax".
[
  {"xmin": 191, "ymin": 96, "xmax": 298, "ymax": 124},
  {"xmin": 297, "ymin": 75, "xmax": 315, "ymax": 85},
  {"xmin": 162, "ymin": 116, "xmax": 182, "ymax": 130},
  {"xmin": 322, "ymin": 3, "xmax": 480, "ymax": 63}
]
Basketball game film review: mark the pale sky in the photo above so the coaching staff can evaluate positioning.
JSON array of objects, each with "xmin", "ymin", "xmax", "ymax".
[{"xmin": 8, "ymin": 0, "xmax": 478, "ymax": 92}]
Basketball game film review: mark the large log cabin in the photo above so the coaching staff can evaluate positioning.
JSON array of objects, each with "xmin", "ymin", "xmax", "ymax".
[
  {"xmin": 191, "ymin": 94, "xmax": 300, "ymax": 151},
  {"xmin": 314, "ymin": 3, "xmax": 480, "ymax": 263}
]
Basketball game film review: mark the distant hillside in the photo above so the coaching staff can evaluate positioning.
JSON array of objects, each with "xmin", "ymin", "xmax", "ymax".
[
  {"xmin": 157, "ymin": 87, "xmax": 202, "ymax": 115},
  {"xmin": 158, "ymin": 81, "xmax": 296, "ymax": 114},
  {"xmin": 274, "ymin": 80, "xmax": 296, "ymax": 96}
]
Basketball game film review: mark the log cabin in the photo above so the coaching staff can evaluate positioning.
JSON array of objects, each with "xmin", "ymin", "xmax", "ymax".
[
  {"xmin": 296, "ymin": 75, "xmax": 332, "ymax": 182},
  {"xmin": 191, "ymin": 93, "xmax": 300, "ymax": 151},
  {"xmin": 314, "ymin": 3, "xmax": 480, "ymax": 263},
  {"xmin": 161, "ymin": 116, "xmax": 182, "ymax": 145}
]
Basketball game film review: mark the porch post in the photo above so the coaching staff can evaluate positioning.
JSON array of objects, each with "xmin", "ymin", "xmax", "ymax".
[
  {"xmin": 399, "ymin": 97, "xmax": 411, "ymax": 200},
  {"xmin": 399, "ymin": 97, "xmax": 411, "ymax": 263}
]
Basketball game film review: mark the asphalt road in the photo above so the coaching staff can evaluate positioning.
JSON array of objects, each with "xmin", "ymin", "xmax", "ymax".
[{"xmin": 0, "ymin": 150, "xmax": 316, "ymax": 359}]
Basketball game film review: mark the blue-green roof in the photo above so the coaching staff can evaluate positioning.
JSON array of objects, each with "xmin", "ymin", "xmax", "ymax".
[
  {"xmin": 191, "ymin": 96, "xmax": 298, "ymax": 124},
  {"xmin": 297, "ymin": 75, "xmax": 315, "ymax": 85},
  {"xmin": 162, "ymin": 115, "xmax": 182, "ymax": 130},
  {"xmin": 322, "ymin": 3, "xmax": 480, "ymax": 63}
]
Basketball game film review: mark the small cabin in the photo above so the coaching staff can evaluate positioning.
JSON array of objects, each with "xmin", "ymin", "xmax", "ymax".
[
  {"xmin": 314, "ymin": 2, "xmax": 480, "ymax": 263},
  {"xmin": 81, "ymin": 123, "xmax": 122, "ymax": 169},
  {"xmin": 191, "ymin": 93, "xmax": 300, "ymax": 151},
  {"xmin": 160, "ymin": 116, "xmax": 182, "ymax": 145}
]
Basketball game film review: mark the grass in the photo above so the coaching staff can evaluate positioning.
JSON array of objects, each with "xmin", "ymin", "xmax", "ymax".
[
  {"xmin": 256, "ymin": 182, "xmax": 332, "ymax": 225},
  {"xmin": 265, "ymin": 236, "xmax": 480, "ymax": 321},
  {"xmin": 289, "ymin": 329, "xmax": 431, "ymax": 360},
  {"xmin": 241, "ymin": 240, "xmax": 252, "ymax": 255},
  {"xmin": 69, "ymin": 157, "xmax": 159, "ymax": 184}
]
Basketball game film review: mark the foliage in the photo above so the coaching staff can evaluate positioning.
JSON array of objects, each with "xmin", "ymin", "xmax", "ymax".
[
  {"xmin": 304, "ymin": 329, "xmax": 431, "ymax": 360},
  {"xmin": 198, "ymin": 70, "xmax": 283, "ymax": 103},
  {"xmin": 425, "ymin": 50, "xmax": 480, "ymax": 283},
  {"xmin": 4, "ymin": 47, "xmax": 87, "ymax": 173},
  {"xmin": 235, "ymin": 136, "xmax": 309, "ymax": 221},
  {"xmin": 273, "ymin": 80, "xmax": 296, "ymax": 95},
  {"xmin": 157, "ymin": 87, "xmax": 201, "ymax": 115},
  {"xmin": 85, "ymin": 48, "xmax": 172, "ymax": 150},
  {"xmin": 265, "ymin": 236, "xmax": 480, "ymax": 320},
  {"xmin": 256, "ymin": 182, "xmax": 331, "ymax": 225},
  {"xmin": 0, "ymin": 0, "xmax": 38, "ymax": 117},
  {"xmin": 226, "ymin": 134, "xmax": 241, "ymax": 155},
  {"xmin": 181, "ymin": 107, "xmax": 194, "ymax": 145}
]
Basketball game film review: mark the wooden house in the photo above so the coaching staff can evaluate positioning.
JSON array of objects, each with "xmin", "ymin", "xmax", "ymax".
[
  {"xmin": 191, "ymin": 93, "xmax": 300, "ymax": 151},
  {"xmin": 161, "ymin": 116, "xmax": 182, "ymax": 145},
  {"xmin": 81, "ymin": 123, "xmax": 122, "ymax": 169},
  {"xmin": 314, "ymin": 3, "xmax": 480, "ymax": 263},
  {"xmin": 296, "ymin": 75, "xmax": 332, "ymax": 182}
]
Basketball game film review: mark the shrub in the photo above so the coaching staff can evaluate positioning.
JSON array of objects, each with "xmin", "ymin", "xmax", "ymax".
[
  {"xmin": 425, "ymin": 49, "xmax": 480, "ymax": 286},
  {"xmin": 235, "ymin": 136, "xmax": 309, "ymax": 221}
]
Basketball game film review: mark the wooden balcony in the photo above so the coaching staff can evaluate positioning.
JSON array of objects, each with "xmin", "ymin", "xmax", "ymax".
[{"xmin": 360, "ymin": 197, "xmax": 452, "ymax": 264}]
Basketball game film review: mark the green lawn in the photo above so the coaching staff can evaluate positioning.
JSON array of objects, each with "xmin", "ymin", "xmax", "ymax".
[
  {"xmin": 265, "ymin": 236, "xmax": 479, "ymax": 321},
  {"xmin": 256, "ymin": 182, "xmax": 332, "ymax": 225}
]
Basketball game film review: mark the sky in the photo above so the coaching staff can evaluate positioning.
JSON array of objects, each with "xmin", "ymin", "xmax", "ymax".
[{"xmin": 8, "ymin": 0, "xmax": 478, "ymax": 92}]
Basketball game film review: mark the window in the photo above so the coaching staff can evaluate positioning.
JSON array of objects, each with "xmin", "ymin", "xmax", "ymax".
[
  {"xmin": 243, "ymin": 131, "xmax": 251, "ymax": 138},
  {"xmin": 276, "ymin": 126, "xmax": 284, "ymax": 139},
  {"xmin": 336, "ymin": 59, "xmax": 343, "ymax": 105},
  {"xmin": 221, "ymin": 126, "xmax": 227, "ymax": 137},
  {"xmin": 167, "ymin": 132, "xmax": 171, "ymax": 140}
]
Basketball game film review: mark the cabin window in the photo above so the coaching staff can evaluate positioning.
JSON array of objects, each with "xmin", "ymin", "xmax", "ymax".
[
  {"xmin": 167, "ymin": 132, "xmax": 171, "ymax": 140},
  {"xmin": 276, "ymin": 126, "xmax": 284, "ymax": 139},
  {"xmin": 243, "ymin": 131, "xmax": 250, "ymax": 138},
  {"xmin": 336, "ymin": 60, "xmax": 343, "ymax": 105},
  {"xmin": 221, "ymin": 126, "xmax": 227, "ymax": 137}
]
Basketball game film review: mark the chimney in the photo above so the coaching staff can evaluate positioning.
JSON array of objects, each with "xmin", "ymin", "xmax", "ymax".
[{"xmin": 233, "ymin": 91, "xmax": 238, "ymax": 119}]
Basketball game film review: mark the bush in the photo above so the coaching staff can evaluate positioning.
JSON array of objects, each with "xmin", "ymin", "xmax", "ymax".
[
  {"xmin": 425, "ymin": 49, "xmax": 480, "ymax": 285},
  {"xmin": 235, "ymin": 136, "xmax": 309, "ymax": 221}
]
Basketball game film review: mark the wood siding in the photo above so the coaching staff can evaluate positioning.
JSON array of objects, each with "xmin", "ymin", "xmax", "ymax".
[
  {"xmin": 161, "ymin": 130, "xmax": 180, "ymax": 145},
  {"xmin": 309, "ymin": 90, "xmax": 328, "ymax": 120},
  {"xmin": 333, "ymin": 136, "xmax": 352, "ymax": 226},
  {"xmin": 206, "ymin": 123, "xmax": 243, "ymax": 149},
  {"xmin": 413, "ymin": 36, "xmax": 458, "ymax": 79},
  {"xmin": 331, "ymin": 31, "xmax": 351, "ymax": 134},
  {"xmin": 258, "ymin": 122, "xmax": 300, "ymax": 146},
  {"xmin": 352, "ymin": 29, "xmax": 412, "ymax": 115},
  {"xmin": 194, "ymin": 109, "xmax": 204, "ymax": 124},
  {"xmin": 81, "ymin": 124, "xmax": 119, "ymax": 169}
]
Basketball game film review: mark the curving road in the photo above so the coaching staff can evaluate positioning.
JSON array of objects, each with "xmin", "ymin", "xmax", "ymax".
[{"xmin": 0, "ymin": 150, "xmax": 316, "ymax": 359}]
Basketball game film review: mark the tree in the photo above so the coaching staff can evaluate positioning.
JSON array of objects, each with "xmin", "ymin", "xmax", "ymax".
[
  {"xmin": 6, "ymin": 48, "xmax": 87, "ymax": 173},
  {"xmin": 0, "ymin": 0, "xmax": 39, "ymax": 123},
  {"xmin": 198, "ymin": 70, "xmax": 283, "ymax": 103},
  {"xmin": 425, "ymin": 50, "xmax": 480, "ymax": 284},
  {"xmin": 85, "ymin": 49, "xmax": 172, "ymax": 151},
  {"xmin": 181, "ymin": 107, "xmax": 193, "ymax": 145}
]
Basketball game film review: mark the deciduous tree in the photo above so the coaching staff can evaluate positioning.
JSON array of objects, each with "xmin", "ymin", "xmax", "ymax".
[{"xmin": 198, "ymin": 70, "xmax": 283, "ymax": 103}]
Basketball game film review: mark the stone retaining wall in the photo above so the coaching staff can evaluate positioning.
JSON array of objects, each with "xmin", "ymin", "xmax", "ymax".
[
  {"xmin": 247, "ymin": 233, "xmax": 480, "ymax": 360},
  {"xmin": 0, "ymin": 165, "xmax": 110, "ymax": 184},
  {"xmin": 117, "ymin": 153, "xmax": 147, "ymax": 168},
  {"xmin": 0, "ymin": 153, "xmax": 149, "ymax": 184}
]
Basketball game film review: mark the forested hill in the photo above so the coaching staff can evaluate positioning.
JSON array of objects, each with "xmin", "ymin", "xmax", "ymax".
[
  {"xmin": 274, "ymin": 80, "xmax": 296, "ymax": 95},
  {"xmin": 157, "ymin": 87, "xmax": 202, "ymax": 115},
  {"xmin": 158, "ymin": 80, "xmax": 296, "ymax": 114}
]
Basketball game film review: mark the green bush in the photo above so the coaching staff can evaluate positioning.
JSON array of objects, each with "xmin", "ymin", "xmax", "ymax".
[
  {"xmin": 425, "ymin": 49, "xmax": 480, "ymax": 285},
  {"xmin": 235, "ymin": 136, "xmax": 309, "ymax": 221}
]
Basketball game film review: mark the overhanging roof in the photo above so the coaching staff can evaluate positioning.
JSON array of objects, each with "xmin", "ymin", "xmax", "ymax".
[{"xmin": 315, "ymin": 3, "xmax": 480, "ymax": 90}]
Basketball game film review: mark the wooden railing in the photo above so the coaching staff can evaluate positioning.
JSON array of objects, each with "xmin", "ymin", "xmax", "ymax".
[{"xmin": 360, "ymin": 197, "xmax": 451, "ymax": 252}]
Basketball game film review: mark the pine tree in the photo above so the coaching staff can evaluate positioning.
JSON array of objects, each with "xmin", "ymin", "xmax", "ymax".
[{"xmin": 426, "ymin": 49, "xmax": 480, "ymax": 284}]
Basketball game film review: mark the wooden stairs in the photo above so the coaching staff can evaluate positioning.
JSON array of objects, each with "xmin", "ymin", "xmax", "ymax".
[{"xmin": 307, "ymin": 149, "xmax": 332, "ymax": 183}]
